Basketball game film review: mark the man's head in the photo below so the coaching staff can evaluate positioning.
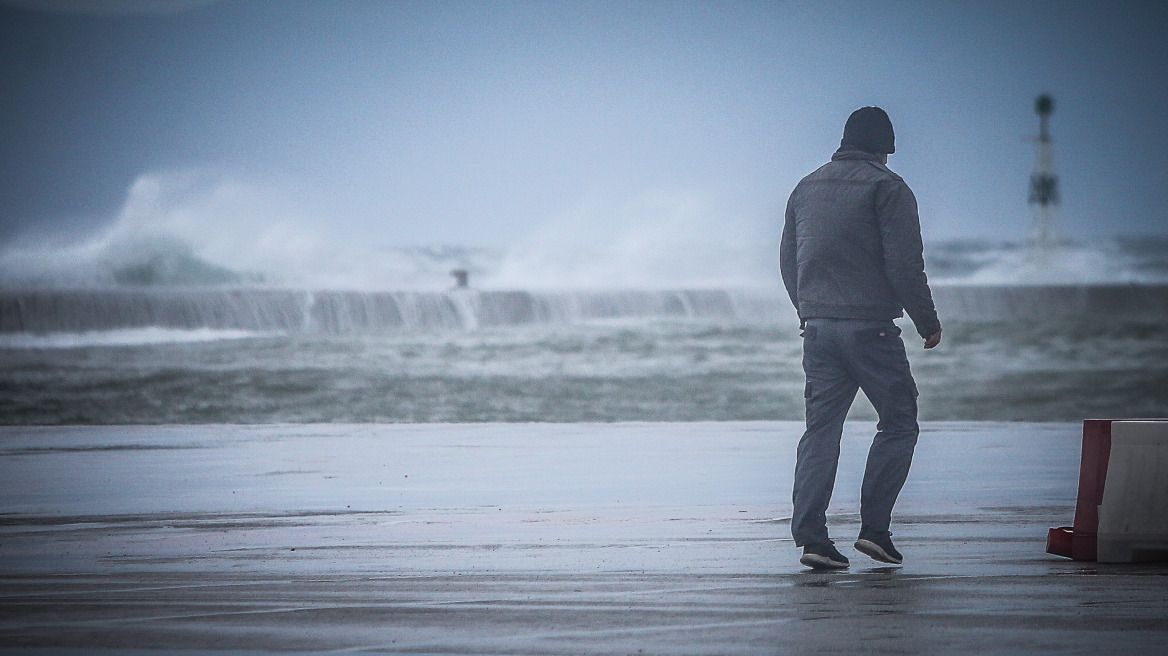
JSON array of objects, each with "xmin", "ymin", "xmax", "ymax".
[{"xmin": 841, "ymin": 106, "xmax": 895, "ymax": 156}]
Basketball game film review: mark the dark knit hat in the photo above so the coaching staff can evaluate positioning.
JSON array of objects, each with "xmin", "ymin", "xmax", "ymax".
[{"xmin": 841, "ymin": 106, "xmax": 895, "ymax": 155}]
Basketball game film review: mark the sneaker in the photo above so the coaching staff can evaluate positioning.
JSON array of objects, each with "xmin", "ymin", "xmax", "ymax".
[
  {"xmin": 854, "ymin": 529, "xmax": 903, "ymax": 564},
  {"xmin": 800, "ymin": 541, "xmax": 849, "ymax": 569}
]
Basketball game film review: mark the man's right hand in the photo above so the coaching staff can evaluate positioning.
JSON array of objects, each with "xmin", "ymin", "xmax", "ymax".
[{"xmin": 924, "ymin": 327, "xmax": 942, "ymax": 349}]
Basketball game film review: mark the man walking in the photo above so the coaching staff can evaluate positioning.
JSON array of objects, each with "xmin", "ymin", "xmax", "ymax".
[{"xmin": 780, "ymin": 106, "xmax": 942, "ymax": 570}]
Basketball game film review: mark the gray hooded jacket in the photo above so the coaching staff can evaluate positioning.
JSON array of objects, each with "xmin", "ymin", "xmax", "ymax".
[{"xmin": 780, "ymin": 147, "xmax": 941, "ymax": 338}]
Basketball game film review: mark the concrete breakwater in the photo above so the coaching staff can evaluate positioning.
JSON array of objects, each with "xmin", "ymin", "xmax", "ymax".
[{"xmin": 1, "ymin": 284, "xmax": 1165, "ymax": 335}]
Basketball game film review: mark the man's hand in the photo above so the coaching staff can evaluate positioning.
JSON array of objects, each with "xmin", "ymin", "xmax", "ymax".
[{"xmin": 924, "ymin": 328, "xmax": 942, "ymax": 350}]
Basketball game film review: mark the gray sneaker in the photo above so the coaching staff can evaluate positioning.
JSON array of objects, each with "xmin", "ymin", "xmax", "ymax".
[
  {"xmin": 854, "ymin": 529, "xmax": 903, "ymax": 564},
  {"xmin": 800, "ymin": 541, "xmax": 849, "ymax": 569}
]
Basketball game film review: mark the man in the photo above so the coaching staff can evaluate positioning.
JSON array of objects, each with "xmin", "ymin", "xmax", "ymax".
[{"xmin": 780, "ymin": 106, "xmax": 942, "ymax": 570}]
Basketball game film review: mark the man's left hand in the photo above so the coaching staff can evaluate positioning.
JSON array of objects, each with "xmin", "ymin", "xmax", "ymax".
[{"xmin": 924, "ymin": 328, "xmax": 942, "ymax": 349}]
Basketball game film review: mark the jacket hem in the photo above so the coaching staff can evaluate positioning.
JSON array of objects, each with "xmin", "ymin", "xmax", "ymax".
[{"xmin": 797, "ymin": 304, "xmax": 904, "ymax": 321}]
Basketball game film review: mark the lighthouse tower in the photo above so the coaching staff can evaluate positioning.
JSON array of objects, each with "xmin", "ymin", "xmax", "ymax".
[{"xmin": 1028, "ymin": 94, "xmax": 1060, "ymax": 260}]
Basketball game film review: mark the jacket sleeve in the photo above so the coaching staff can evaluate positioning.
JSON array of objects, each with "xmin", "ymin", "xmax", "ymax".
[
  {"xmin": 779, "ymin": 193, "xmax": 801, "ymax": 319},
  {"xmin": 875, "ymin": 179, "xmax": 941, "ymax": 338}
]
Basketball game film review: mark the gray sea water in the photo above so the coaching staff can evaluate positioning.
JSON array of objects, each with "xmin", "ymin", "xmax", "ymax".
[
  {"xmin": 1, "ymin": 238, "xmax": 1166, "ymax": 425},
  {"xmin": 2, "ymin": 295, "xmax": 1165, "ymax": 424}
]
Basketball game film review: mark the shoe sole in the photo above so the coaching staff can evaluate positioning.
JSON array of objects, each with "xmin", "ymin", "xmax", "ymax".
[
  {"xmin": 854, "ymin": 538, "xmax": 902, "ymax": 564},
  {"xmin": 800, "ymin": 553, "xmax": 849, "ymax": 569}
]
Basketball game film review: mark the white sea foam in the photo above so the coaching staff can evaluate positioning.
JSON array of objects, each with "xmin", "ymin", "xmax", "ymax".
[
  {"xmin": 0, "ymin": 327, "xmax": 270, "ymax": 349},
  {"xmin": 0, "ymin": 173, "xmax": 775, "ymax": 290},
  {"xmin": 481, "ymin": 191, "xmax": 775, "ymax": 290},
  {"xmin": 0, "ymin": 171, "xmax": 496, "ymax": 291},
  {"xmin": 1, "ymin": 171, "xmax": 1165, "ymax": 291},
  {"xmin": 928, "ymin": 239, "xmax": 1167, "ymax": 286}
]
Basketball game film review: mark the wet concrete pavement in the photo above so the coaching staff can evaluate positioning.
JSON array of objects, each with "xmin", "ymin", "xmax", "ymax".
[{"xmin": 1, "ymin": 422, "xmax": 1166, "ymax": 654}]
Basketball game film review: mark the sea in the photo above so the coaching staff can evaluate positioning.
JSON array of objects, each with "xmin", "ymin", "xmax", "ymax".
[{"xmin": 1, "ymin": 236, "xmax": 1166, "ymax": 425}]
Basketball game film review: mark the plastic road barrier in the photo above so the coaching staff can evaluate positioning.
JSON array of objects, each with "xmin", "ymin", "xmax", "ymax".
[{"xmin": 1048, "ymin": 419, "xmax": 1168, "ymax": 562}]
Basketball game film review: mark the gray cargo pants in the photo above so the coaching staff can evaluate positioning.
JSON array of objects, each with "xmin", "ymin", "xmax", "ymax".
[{"xmin": 791, "ymin": 318, "xmax": 919, "ymax": 547}]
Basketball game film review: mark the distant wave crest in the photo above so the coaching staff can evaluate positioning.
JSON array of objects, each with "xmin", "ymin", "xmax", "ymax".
[
  {"xmin": 2, "ymin": 171, "xmax": 1166, "ymax": 291},
  {"xmin": 927, "ymin": 238, "xmax": 1168, "ymax": 285}
]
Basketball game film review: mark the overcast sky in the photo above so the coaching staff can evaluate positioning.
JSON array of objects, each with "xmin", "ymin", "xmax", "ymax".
[{"xmin": 1, "ymin": 0, "xmax": 1166, "ymax": 258}]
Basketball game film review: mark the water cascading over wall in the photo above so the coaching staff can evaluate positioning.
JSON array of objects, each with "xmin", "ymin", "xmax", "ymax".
[
  {"xmin": 2, "ymin": 285, "xmax": 1166, "ymax": 335},
  {"xmin": 0, "ymin": 288, "xmax": 789, "ymax": 334}
]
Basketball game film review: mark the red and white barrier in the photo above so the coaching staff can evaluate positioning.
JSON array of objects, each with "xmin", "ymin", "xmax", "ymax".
[{"xmin": 1048, "ymin": 419, "xmax": 1168, "ymax": 562}]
